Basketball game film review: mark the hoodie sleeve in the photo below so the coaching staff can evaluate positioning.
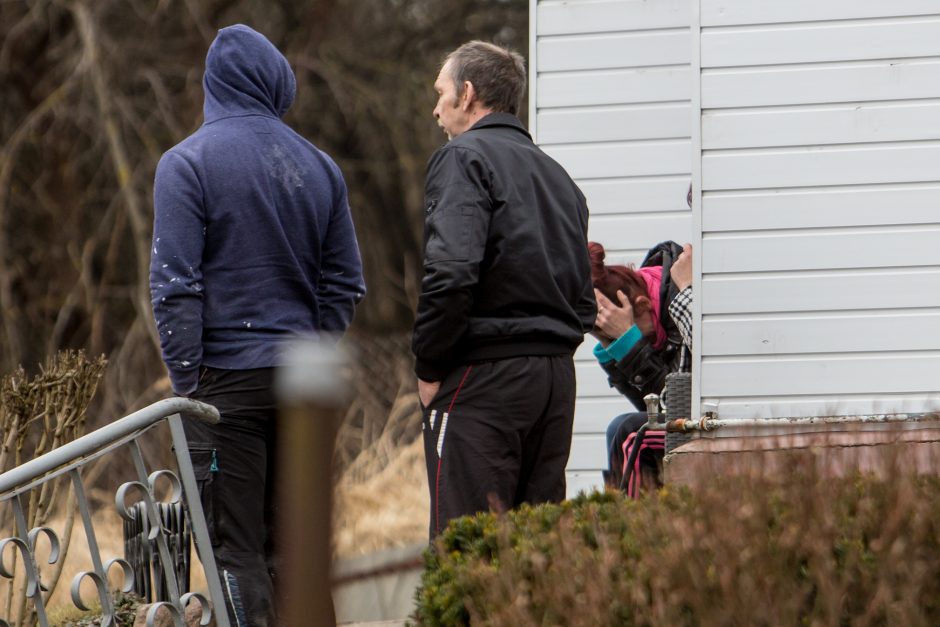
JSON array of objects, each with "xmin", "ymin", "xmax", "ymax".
[
  {"xmin": 316, "ymin": 171, "xmax": 366, "ymax": 333},
  {"xmin": 412, "ymin": 146, "xmax": 493, "ymax": 381},
  {"xmin": 150, "ymin": 151, "xmax": 206, "ymax": 396}
]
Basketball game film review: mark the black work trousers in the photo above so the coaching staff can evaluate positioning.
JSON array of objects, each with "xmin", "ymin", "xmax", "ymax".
[
  {"xmin": 421, "ymin": 354, "xmax": 576, "ymax": 539},
  {"xmin": 184, "ymin": 367, "xmax": 278, "ymax": 627}
]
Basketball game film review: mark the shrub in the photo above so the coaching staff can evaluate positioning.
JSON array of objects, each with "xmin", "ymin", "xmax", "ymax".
[{"xmin": 412, "ymin": 454, "xmax": 940, "ymax": 625}]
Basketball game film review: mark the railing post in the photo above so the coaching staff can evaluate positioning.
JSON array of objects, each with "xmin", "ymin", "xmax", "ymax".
[{"xmin": 276, "ymin": 340, "xmax": 349, "ymax": 627}]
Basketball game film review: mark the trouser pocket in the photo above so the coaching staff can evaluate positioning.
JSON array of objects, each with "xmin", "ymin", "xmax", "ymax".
[{"xmin": 188, "ymin": 444, "xmax": 221, "ymax": 547}]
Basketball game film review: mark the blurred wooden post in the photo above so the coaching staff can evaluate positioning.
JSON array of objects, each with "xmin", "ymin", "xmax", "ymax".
[{"xmin": 277, "ymin": 341, "xmax": 349, "ymax": 627}]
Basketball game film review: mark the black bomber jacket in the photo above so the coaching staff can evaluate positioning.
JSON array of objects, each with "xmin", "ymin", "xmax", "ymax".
[{"xmin": 412, "ymin": 113, "xmax": 596, "ymax": 381}]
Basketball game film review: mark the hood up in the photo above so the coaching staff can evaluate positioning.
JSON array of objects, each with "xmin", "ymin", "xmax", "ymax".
[{"xmin": 203, "ymin": 24, "xmax": 296, "ymax": 123}]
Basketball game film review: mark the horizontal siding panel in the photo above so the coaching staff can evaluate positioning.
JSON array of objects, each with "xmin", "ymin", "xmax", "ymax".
[
  {"xmin": 539, "ymin": 30, "xmax": 689, "ymax": 72},
  {"xmin": 702, "ymin": 268, "xmax": 940, "ymax": 314},
  {"xmin": 545, "ymin": 139, "xmax": 690, "ymax": 179},
  {"xmin": 538, "ymin": 66, "xmax": 690, "ymax": 108},
  {"xmin": 702, "ymin": 142, "xmax": 940, "ymax": 190},
  {"xmin": 567, "ymin": 433, "xmax": 607, "ymax": 470},
  {"xmin": 701, "ymin": 352, "xmax": 940, "ymax": 397},
  {"xmin": 701, "ymin": 59, "xmax": 940, "ymax": 109},
  {"xmin": 539, "ymin": 103, "xmax": 690, "ymax": 144},
  {"xmin": 703, "ymin": 184, "xmax": 940, "ymax": 231},
  {"xmin": 701, "ymin": 0, "xmax": 940, "ymax": 27},
  {"xmin": 702, "ymin": 226, "xmax": 940, "ymax": 273},
  {"xmin": 575, "ymin": 339, "xmax": 615, "ymax": 364},
  {"xmin": 576, "ymin": 396, "xmax": 642, "ymax": 431},
  {"xmin": 540, "ymin": 0, "xmax": 688, "ymax": 36},
  {"xmin": 565, "ymin": 472, "xmax": 605, "ymax": 498},
  {"xmin": 703, "ymin": 101, "xmax": 940, "ymax": 150},
  {"xmin": 576, "ymin": 362, "xmax": 617, "ymax": 397},
  {"xmin": 707, "ymin": 393, "xmax": 940, "ymax": 419},
  {"xmin": 579, "ymin": 176, "xmax": 692, "ymax": 215},
  {"xmin": 575, "ymin": 337, "xmax": 600, "ymax": 362},
  {"xmin": 702, "ymin": 17, "xmax": 940, "ymax": 68},
  {"xmin": 702, "ymin": 311, "xmax": 940, "ymax": 355},
  {"xmin": 588, "ymin": 213, "xmax": 692, "ymax": 252}
]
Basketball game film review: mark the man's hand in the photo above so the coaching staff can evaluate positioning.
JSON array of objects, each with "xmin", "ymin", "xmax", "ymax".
[
  {"xmin": 594, "ymin": 289, "xmax": 634, "ymax": 340},
  {"xmin": 418, "ymin": 379, "xmax": 441, "ymax": 408},
  {"xmin": 670, "ymin": 243, "xmax": 693, "ymax": 291}
]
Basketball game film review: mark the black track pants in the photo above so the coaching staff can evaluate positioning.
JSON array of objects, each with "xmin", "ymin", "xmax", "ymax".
[
  {"xmin": 421, "ymin": 354, "xmax": 576, "ymax": 539},
  {"xmin": 184, "ymin": 367, "xmax": 279, "ymax": 627}
]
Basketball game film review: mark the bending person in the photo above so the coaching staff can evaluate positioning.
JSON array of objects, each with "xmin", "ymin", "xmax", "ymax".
[{"xmin": 589, "ymin": 240, "xmax": 692, "ymax": 488}]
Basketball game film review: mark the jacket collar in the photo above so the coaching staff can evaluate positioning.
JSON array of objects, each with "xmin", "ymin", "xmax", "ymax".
[{"xmin": 467, "ymin": 112, "xmax": 531, "ymax": 139}]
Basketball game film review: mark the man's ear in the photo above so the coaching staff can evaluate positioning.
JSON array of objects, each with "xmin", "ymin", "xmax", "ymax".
[{"xmin": 461, "ymin": 81, "xmax": 476, "ymax": 111}]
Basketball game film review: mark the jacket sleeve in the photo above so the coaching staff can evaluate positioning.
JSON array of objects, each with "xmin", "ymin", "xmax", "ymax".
[
  {"xmin": 600, "ymin": 336, "xmax": 674, "ymax": 411},
  {"xmin": 316, "ymin": 168, "xmax": 365, "ymax": 333},
  {"xmin": 668, "ymin": 286, "xmax": 693, "ymax": 350},
  {"xmin": 150, "ymin": 151, "xmax": 205, "ymax": 396},
  {"xmin": 574, "ymin": 190, "xmax": 598, "ymax": 334},
  {"xmin": 412, "ymin": 146, "xmax": 493, "ymax": 381}
]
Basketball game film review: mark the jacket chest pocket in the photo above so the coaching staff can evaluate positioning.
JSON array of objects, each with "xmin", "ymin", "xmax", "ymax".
[{"xmin": 425, "ymin": 195, "xmax": 474, "ymax": 264}]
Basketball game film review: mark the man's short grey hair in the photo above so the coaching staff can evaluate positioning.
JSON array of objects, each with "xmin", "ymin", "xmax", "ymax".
[{"xmin": 444, "ymin": 41, "xmax": 526, "ymax": 116}]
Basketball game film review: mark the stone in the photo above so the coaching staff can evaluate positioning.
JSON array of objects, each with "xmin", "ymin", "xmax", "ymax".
[{"xmin": 133, "ymin": 598, "xmax": 216, "ymax": 627}]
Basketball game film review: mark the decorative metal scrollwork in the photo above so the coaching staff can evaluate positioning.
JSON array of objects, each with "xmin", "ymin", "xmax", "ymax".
[
  {"xmin": 148, "ymin": 469, "xmax": 183, "ymax": 505},
  {"xmin": 115, "ymin": 480, "xmax": 153, "ymax": 521},
  {"xmin": 27, "ymin": 526, "xmax": 61, "ymax": 567},
  {"xmin": 0, "ymin": 525, "xmax": 62, "ymax": 599},
  {"xmin": 70, "ymin": 570, "xmax": 109, "ymax": 613},
  {"xmin": 181, "ymin": 591, "xmax": 214, "ymax": 626},
  {"xmin": 105, "ymin": 556, "xmax": 136, "ymax": 593},
  {"xmin": 70, "ymin": 558, "xmax": 135, "ymax": 627},
  {"xmin": 141, "ymin": 592, "xmax": 213, "ymax": 627},
  {"xmin": 0, "ymin": 536, "xmax": 41, "ymax": 598},
  {"xmin": 144, "ymin": 601, "xmax": 184, "ymax": 627},
  {"xmin": 113, "ymin": 469, "xmax": 214, "ymax": 625},
  {"xmin": 0, "ymin": 399, "xmax": 229, "ymax": 627},
  {"xmin": 116, "ymin": 470, "xmax": 182, "ymax": 536}
]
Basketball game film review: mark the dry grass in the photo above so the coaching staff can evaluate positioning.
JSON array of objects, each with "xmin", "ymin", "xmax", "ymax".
[
  {"xmin": 332, "ymin": 335, "xmax": 429, "ymax": 558},
  {"xmin": 334, "ymin": 435, "xmax": 428, "ymax": 557}
]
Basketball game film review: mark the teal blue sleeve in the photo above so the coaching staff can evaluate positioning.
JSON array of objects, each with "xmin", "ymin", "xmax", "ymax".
[
  {"xmin": 593, "ymin": 342, "xmax": 613, "ymax": 364},
  {"xmin": 606, "ymin": 325, "xmax": 642, "ymax": 362}
]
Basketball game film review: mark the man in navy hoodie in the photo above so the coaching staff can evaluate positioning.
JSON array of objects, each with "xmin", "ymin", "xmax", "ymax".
[{"xmin": 150, "ymin": 24, "xmax": 364, "ymax": 626}]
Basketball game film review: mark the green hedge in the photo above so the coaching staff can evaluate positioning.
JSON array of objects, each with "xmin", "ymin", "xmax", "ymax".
[{"xmin": 412, "ymin": 468, "xmax": 940, "ymax": 625}]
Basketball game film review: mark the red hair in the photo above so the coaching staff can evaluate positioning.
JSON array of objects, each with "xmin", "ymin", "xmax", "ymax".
[{"xmin": 588, "ymin": 242, "xmax": 649, "ymax": 306}]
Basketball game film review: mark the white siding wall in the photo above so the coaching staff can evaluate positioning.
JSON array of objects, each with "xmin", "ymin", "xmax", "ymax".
[
  {"xmin": 531, "ymin": 0, "xmax": 694, "ymax": 496},
  {"xmin": 695, "ymin": 1, "xmax": 940, "ymax": 419}
]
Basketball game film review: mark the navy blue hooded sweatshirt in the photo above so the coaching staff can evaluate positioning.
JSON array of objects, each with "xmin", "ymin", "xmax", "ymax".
[{"xmin": 150, "ymin": 24, "xmax": 365, "ymax": 395}]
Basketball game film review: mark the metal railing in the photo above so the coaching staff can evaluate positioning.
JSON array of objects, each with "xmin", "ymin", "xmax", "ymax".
[{"xmin": 0, "ymin": 397, "xmax": 231, "ymax": 627}]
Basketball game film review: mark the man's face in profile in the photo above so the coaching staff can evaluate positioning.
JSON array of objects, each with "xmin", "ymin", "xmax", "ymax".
[{"xmin": 432, "ymin": 62, "xmax": 470, "ymax": 140}]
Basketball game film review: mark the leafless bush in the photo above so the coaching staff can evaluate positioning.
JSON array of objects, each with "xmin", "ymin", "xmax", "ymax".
[{"xmin": 0, "ymin": 350, "xmax": 106, "ymax": 626}]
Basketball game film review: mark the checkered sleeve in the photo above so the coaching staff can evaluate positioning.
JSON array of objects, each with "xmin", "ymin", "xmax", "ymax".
[{"xmin": 668, "ymin": 286, "xmax": 693, "ymax": 350}]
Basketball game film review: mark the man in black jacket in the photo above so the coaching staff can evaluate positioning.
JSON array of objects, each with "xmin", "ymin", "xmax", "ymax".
[{"xmin": 412, "ymin": 40, "xmax": 595, "ymax": 538}]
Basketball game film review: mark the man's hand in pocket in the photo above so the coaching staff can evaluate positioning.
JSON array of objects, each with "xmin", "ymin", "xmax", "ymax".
[{"xmin": 418, "ymin": 379, "xmax": 441, "ymax": 408}]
